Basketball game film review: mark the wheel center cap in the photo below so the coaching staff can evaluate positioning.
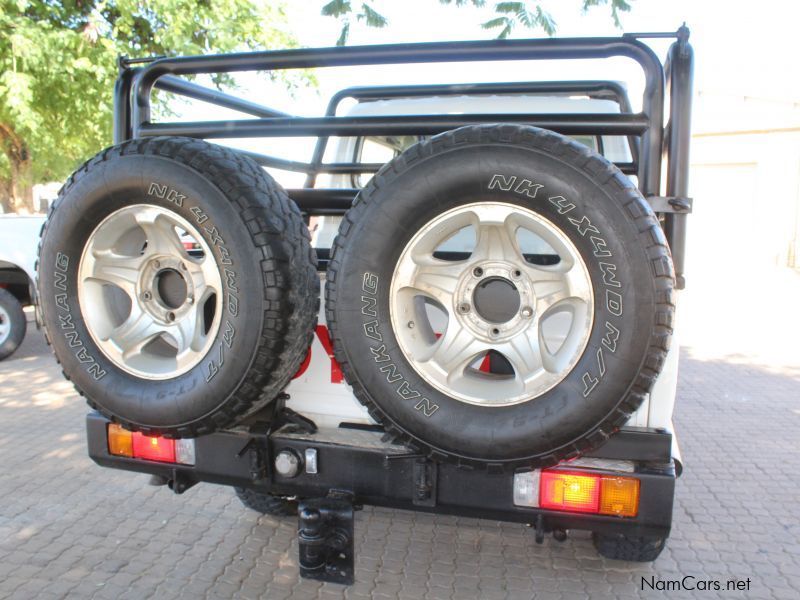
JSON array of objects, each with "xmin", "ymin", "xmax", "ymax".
[
  {"xmin": 155, "ymin": 268, "xmax": 188, "ymax": 309},
  {"xmin": 472, "ymin": 277, "xmax": 520, "ymax": 323}
]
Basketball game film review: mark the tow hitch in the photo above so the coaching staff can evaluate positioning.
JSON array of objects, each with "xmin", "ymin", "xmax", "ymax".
[{"xmin": 298, "ymin": 496, "xmax": 355, "ymax": 585}]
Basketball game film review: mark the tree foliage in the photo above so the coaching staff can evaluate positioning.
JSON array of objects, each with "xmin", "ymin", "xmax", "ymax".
[
  {"xmin": 0, "ymin": 0, "xmax": 297, "ymax": 213},
  {"xmin": 322, "ymin": 0, "xmax": 632, "ymax": 44}
]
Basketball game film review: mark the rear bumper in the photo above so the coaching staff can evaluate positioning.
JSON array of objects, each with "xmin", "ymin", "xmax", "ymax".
[{"xmin": 87, "ymin": 413, "xmax": 676, "ymax": 538}]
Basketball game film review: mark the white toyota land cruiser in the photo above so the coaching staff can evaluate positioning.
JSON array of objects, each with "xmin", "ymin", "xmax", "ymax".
[{"xmin": 36, "ymin": 28, "xmax": 693, "ymax": 581}]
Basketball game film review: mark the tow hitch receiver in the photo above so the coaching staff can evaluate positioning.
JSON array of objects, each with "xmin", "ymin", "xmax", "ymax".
[{"xmin": 298, "ymin": 498, "xmax": 354, "ymax": 585}]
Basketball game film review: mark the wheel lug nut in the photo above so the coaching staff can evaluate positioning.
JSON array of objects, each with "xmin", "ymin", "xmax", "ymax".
[
  {"xmin": 473, "ymin": 267, "xmax": 483, "ymax": 278},
  {"xmin": 521, "ymin": 306, "xmax": 533, "ymax": 318},
  {"xmin": 180, "ymin": 263, "xmax": 187, "ymax": 271},
  {"xmin": 512, "ymin": 269, "xmax": 522, "ymax": 279},
  {"xmin": 166, "ymin": 311, "xmax": 175, "ymax": 322},
  {"xmin": 458, "ymin": 302, "xmax": 471, "ymax": 314},
  {"xmin": 153, "ymin": 260, "xmax": 160, "ymax": 268},
  {"xmin": 407, "ymin": 321, "xmax": 415, "ymax": 329},
  {"xmin": 490, "ymin": 327, "xmax": 501, "ymax": 337},
  {"xmin": 142, "ymin": 291, "xmax": 152, "ymax": 301}
]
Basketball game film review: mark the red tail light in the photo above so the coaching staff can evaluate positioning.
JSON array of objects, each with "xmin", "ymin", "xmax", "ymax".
[
  {"xmin": 539, "ymin": 470, "xmax": 601, "ymax": 513},
  {"xmin": 132, "ymin": 433, "xmax": 176, "ymax": 463}
]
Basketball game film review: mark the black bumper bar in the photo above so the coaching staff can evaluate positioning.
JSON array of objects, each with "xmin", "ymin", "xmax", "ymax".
[{"xmin": 87, "ymin": 413, "xmax": 675, "ymax": 538}]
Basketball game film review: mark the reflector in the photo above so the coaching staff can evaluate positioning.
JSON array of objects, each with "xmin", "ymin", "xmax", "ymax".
[{"xmin": 175, "ymin": 438, "xmax": 196, "ymax": 466}]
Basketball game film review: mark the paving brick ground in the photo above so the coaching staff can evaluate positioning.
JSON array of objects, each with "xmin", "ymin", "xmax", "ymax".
[{"xmin": 1, "ymin": 268, "xmax": 799, "ymax": 599}]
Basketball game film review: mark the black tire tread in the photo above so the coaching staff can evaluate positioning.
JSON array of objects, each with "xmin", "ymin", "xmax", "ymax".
[
  {"xmin": 37, "ymin": 137, "xmax": 319, "ymax": 437},
  {"xmin": 325, "ymin": 124, "xmax": 675, "ymax": 471},
  {"xmin": 234, "ymin": 487, "xmax": 297, "ymax": 516},
  {"xmin": 592, "ymin": 532, "xmax": 667, "ymax": 562}
]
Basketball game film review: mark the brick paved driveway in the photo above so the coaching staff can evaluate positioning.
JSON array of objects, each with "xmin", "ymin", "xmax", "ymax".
[{"xmin": 1, "ymin": 268, "xmax": 799, "ymax": 599}]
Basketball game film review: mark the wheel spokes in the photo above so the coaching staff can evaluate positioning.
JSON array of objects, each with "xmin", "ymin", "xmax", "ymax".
[
  {"xmin": 171, "ymin": 303, "xmax": 203, "ymax": 355},
  {"xmin": 472, "ymin": 219, "xmax": 523, "ymax": 264},
  {"xmin": 187, "ymin": 255, "xmax": 222, "ymax": 299},
  {"xmin": 426, "ymin": 320, "xmax": 486, "ymax": 374},
  {"xmin": 496, "ymin": 328, "xmax": 545, "ymax": 376},
  {"xmin": 390, "ymin": 202, "xmax": 594, "ymax": 407},
  {"xmin": 407, "ymin": 260, "xmax": 463, "ymax": 308},
  {"xmin": 529, "ymin": 261, "xmax": 592, "ymax": 317},
  {"xmin": 111, "ymin": 307, "xmax": 162, "ymax": 356},
  {"xmin": 85, "ymin": 251, "xmax": 144, "ymax": 295},
  {"xmin": 79, "ymin": 204, "xmax": 224, "ymax": 379},
  {"xmin": 134, "ymin": 208, "xmax": 188, "ymax": 257}
]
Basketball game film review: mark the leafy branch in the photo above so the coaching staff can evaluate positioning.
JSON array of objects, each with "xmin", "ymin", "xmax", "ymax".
[
  {"xmin": 322, "ymin": 0, "xmax": 633, "ymax": 44},
  {"xmin": 322, "ymin": 1, "xmax": 389, "ymax": 45}
]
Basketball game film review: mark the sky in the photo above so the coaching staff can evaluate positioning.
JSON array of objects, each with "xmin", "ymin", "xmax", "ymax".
[
  {"xmin": 170, "ymin": 0, "xmax": 800, "ymax": 185},
  {"xmin": 281, "ymin": 0, "xmax": 800, "ymax": 102}
]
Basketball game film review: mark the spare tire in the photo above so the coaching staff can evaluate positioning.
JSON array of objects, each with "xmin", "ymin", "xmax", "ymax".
[
  {"xmin": 38, "ymin": 137, "xmax": 318, "ymax": 437},
  {"xmin": 326, "ymin": 125, "xmax": 674, "ymax": 470}
]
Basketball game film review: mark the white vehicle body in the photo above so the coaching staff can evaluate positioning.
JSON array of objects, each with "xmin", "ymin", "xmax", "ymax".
[
  {"xmin": 0, "ymin": 215, "xmax": 46, "ymax": 301},
  {"xmin": 283, "ymin": 94, "xmax": 680, "ymax": 460}
]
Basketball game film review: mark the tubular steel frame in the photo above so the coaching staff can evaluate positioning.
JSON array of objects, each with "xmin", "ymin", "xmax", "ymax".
[{"xmin": 114, "ymin": 27, "xmax": 693, "ymax": 285}]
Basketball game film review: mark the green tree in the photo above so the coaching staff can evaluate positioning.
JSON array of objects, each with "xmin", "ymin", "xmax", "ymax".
[
  {"xmin": 322, "ymin": 0, "xmax": 631, "ymax": 45},
  {"xmin": 0, "ymin": 0, "xmax": 298, "ymax": 213}
]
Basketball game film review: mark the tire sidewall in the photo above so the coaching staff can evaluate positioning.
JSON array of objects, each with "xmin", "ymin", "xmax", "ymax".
[
  {"xmin": 38, "ymin": 153, "xmax": 264, "ymax": 431},
  {"xmin": 333, "ymin": 142, "xmax": 657, "ymax": 463}
]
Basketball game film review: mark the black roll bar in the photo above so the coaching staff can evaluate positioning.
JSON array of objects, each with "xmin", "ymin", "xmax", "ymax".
[
  {"xmin": 663, "ymin": 26, "xmax": 693, "ymax": 288},
  {"xmin": 127, "ymin": 37, "xmax": 665, "ymax": 194},
  {"xmin": 303, "ymin": 79, "xmax": 640, "ymax": 187},
  {"xmin": 155, "ymin": 76, "xmax": 291, "ymax": 119},
  {"xmin": 113, "ymin": 30, "xmax": 693, "ymax": 286},
  {"xmin": 137, "ymin": 112, "xmax": 649, "ymax": 138}
]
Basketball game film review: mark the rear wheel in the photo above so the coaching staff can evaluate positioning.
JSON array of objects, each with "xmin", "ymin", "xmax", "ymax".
[
  {"xmin": 235, "ymin": 487, "xmax": 297, "ymax": 516},
  {"xmin": 38, "ymin": 137, "xmax": 318, "ymax": 437},
  {"xmin": 593, "ymin": 532, "xmax": 667, "ymax": 562},
  {"xmin": 0, "ymin": 288, "xmax": 26, "ymax": 360}
]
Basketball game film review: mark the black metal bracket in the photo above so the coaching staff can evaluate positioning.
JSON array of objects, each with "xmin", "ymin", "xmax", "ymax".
[
  {"xmin": 413, "ymin": 459, "xmax": 437, "ymax": 507},
  {"xmin": 533, "ymin": 514, "xmax": 546, "ymax": 544},
  {"xmin": 234, "ymin": 396, "xmax": 318, "ymax": 483},
  {"xmin": 646, "ymin": 195, "xmax": 693, "ymax": 213},
  {"xmin": 269, "ymin": 394, "xmax": 318, "ymax": 436},
  {"xmin": 167, "ymin": 468, "xmax": 197, "ymax": 495},
  {"xmin": 298, "ymin": 497, "xmax": 355, "ymax": 585},
  {"xmin": 236, "ymin": 430, "xmax": 270, "ymax": 482}
]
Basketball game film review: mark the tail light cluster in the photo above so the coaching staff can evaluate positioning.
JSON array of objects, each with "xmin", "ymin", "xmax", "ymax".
[
  {"xmin": 514, "ymin": 468, "xmax": 640, "ymax": 517},
  {"xmin": 107, "ymin": 423, "xmax": 195, "ymax": 465}
]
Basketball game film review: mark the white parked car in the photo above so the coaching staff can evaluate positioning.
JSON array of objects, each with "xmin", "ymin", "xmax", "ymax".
[{"xmin": 0, "ymin": 215, "xmax": 45, "ymax": 359}]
